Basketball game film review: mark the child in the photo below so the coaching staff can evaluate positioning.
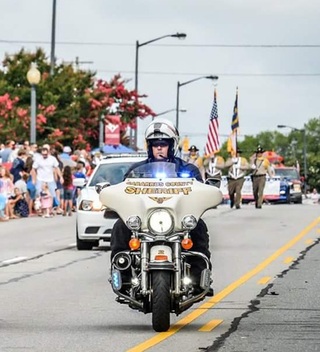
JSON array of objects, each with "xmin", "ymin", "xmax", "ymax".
[
  {"xmin": 62, "ymin": 165, "xmax": 74, "ymax": 216},
  {"xmin": 8, "ymin": 187, "xmax": 29, "ymax": 218},
  {"xmin": 33, "ymin": 197, "xmax": 42, "ymax": 216},
  {"xmin": 0, "ymin": 193, "xmax": 8, "ymax": 221},
  {"xmin": 40, "ymin": 182, "xmax": 53, "ymax": 218},
  {"xmin": 0, "ymin": 166, "xmax": 14, "ymax": 219},
  {"xmin": 72, "ymin": 161, "xmax": 87, "ymax": 210}
]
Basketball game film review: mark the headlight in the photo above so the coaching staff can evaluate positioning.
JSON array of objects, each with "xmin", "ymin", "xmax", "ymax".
[
  {"xmin": 79, "ymin": 199, "xmax": 103, "ymax": 211},
  {"xmin": 181, "ymin": 215, "xmax": 197, "ymax": 230},
  {"xmin": 293, "ymin": 184, "xmax": 301, "ymax": 191},
  {"xmin": 148, "ymin": 209, "xmax": 173, "ymax": 235},
  {"xmin": 126, "ymin": 215, "xmax": 141, "ymax": 230}
]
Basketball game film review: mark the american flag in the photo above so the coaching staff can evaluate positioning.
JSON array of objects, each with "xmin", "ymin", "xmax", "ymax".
[{"xmin": 205, "ymin": 88, "xmax": 220, "ymax": 155}]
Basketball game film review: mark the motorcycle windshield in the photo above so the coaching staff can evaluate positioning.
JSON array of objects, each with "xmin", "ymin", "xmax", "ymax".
[
  {"xmin": 99, "ymin": 161, "xmax": 223, "ymax": 231},
  {"xmin": 126, "ymin": 162, "xmax": 186, "ymax": 179}
]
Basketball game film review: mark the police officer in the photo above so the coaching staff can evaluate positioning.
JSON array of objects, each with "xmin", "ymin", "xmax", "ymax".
[
  {"xmin": 184, "ymin": 145, "xmax": 205, "ymax": 180},
  {"xmin": 111, "ymin": 118, "xmax": 214, "ymax": 296},
  {"xmin": 203, "ymin": 152, "xmax": 225, "ymax": 188},
  {"xmin": 250, "ymin": 145, "xmax": 275, "ymax": 209},
  {"xmin": 225, "ymin": 148, "xmax": 250, "ymax": 209}
]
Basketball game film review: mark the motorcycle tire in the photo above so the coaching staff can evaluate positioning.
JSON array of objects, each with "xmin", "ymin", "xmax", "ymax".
[{"xmin": 151, "ymin": 271, "xmax": 171, "ymax": 332}]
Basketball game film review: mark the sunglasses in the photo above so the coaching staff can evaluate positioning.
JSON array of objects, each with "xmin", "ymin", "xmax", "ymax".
[{"xmin": 151, "ymin": 140, "xmax": 169, "ymax": 148}]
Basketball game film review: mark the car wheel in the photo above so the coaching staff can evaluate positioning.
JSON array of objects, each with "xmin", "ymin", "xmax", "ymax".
[{"xmin": 76, "ymin": 226, "xmax": 99, "ymax": 251}]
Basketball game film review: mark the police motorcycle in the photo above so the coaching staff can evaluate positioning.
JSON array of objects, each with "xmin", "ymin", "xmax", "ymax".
[{"xmin": 97, "ymin": 161, "xmax": 222, "ymax": 332}]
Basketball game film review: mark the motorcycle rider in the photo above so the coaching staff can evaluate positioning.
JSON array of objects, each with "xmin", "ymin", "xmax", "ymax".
[{"xmin": 110, "ymin": 118, "xmax": 214, "ymax": 296}]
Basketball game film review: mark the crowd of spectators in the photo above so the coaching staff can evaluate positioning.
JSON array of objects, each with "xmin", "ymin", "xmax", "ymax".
[{"xmin": 0, "ymin": 140, "xmax": 102, "ymax": 222}]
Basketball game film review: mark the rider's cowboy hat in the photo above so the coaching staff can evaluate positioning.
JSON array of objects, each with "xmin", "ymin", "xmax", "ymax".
[{"xmin": 188, "ymin": 145, "xmax": 199, "ymax": 152}]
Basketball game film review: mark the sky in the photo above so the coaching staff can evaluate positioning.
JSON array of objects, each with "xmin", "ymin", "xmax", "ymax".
[{"xmin": 1, "ymin": 0, "xmax": 320, "ymax": 151}]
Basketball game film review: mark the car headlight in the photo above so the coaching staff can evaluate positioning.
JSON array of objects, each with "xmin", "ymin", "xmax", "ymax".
[
  {"xmin": 181, "ymin": 215, "xmax": 197, "ymax": 230},
  {"xmin": 148, "ymin": 209, "xmax": 173, "ymax": 235},
  {"xmin": 79, "ymin": 199, "xmax": 103, "ymax": 211},
  {"xmin": 126, "ymin": 215, "xmax": 141, "ymax": 230},
  {"xmin": 293, "ymin": 184, "xmax": 301, "ymax": 191}
]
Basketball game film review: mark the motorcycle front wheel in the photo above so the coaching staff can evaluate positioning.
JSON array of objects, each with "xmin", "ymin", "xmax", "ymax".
[{"xmin": 151, "ymin": 271, "xmax": 171, "ymax": 332}]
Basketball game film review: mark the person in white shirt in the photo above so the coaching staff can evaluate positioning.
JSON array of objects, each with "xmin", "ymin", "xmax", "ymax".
[
  {"xmin": 310, "ymin": 188, "xmax": 319, "ymax": 204},
  {"xmin": 30, "ymin": 147, "xmax": 63, "ymax": 208}
]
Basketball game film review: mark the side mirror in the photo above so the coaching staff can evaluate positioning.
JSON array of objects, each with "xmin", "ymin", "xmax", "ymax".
[{"xmin": 95, "ymin": 182, "xmax": 111, "ymax": 194}]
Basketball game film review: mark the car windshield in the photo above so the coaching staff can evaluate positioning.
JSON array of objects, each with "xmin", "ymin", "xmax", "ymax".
[
  {"xmin": 274, "ymin": 168, "xmax": 299, "ymax": 179},
  {"xmin": 126, "ymin": 162, "xmax": 191, "ymax": 179},
  {"xmin": 89, "ymin": 162, "xmax": 134, "ymax": 186}
]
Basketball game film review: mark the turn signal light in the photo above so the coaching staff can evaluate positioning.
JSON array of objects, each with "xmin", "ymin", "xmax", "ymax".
[
  {"xmin": 129, "ymin": 238, "xmax": 141, "ymax": 250},
  {"xmin": 154, "ymin": 255, "xmax": 168, "ymax": 261},
  {"xmin": 181, "ymin": 238, "xmax": 193, "ymax": 250}
]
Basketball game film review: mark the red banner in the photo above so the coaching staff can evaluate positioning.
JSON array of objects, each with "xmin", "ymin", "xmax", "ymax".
[{"xmin": 104, "ymin": 115, "xmax": 120, "ymax": 145}]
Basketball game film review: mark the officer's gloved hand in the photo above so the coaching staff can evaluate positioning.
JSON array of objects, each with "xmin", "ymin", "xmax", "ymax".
[
  {"xmin": 251, "ymin": 164, "xmax": 257, "ymax": 169},
  {"xmin": 232, "ymin": 157, "xmax": 237, "ymax": 163}
]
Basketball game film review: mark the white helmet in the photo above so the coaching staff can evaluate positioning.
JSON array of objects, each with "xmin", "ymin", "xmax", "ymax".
[{"xmin": 145, "ymin": 118, "xmax": 179, "ymax": 156}]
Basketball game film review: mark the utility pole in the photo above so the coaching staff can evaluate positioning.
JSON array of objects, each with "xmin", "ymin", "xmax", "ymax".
[{"xmin": 74, "ymin": 56, "xmax": 94, "ymax": 71}]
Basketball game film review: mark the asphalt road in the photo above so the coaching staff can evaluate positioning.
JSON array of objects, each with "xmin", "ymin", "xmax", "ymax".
[
  {"xmin": 0, "ymin": 203, "xmax": 319, "ymax": 352},
  {"xmin": 208, "ymin": 233, "xmax": 320, "ymax": 352}
]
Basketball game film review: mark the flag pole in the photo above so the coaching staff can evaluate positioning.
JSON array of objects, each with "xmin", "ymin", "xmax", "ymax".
[{"xmin": 235, "ymin": 87, "xmax": 238, "ymax": 153}]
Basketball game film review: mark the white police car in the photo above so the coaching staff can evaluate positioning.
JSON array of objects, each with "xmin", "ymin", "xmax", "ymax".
[{"xmin": 76, "ymin": 153, "xmax": 147, "ymax": 250}]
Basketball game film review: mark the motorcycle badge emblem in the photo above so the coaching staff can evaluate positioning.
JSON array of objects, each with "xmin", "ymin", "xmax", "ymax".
[{"xmin": 149, "ymin": 196, "xmax": 172, "ymax": 204}]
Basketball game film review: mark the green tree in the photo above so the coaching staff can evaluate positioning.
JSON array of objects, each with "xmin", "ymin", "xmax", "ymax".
[{"xmin": 0, "ymin": 48, "xmax": 155, "ymax": 149}]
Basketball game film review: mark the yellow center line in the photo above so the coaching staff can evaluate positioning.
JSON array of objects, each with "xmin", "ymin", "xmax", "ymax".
[
  {"xmin": 305, "ymin": 239, "xmax": 314, "ymax": 245},
  {"xmin": 199, "ymin": 319, "xmax": 223, "ymax": 332},
  {"xmin": 258, "ymin": 276, "xmax": 271, "ymax": 285},
  {"xmin": 127, "ymin": 216, "xmax": 320, "ymax": 352}
]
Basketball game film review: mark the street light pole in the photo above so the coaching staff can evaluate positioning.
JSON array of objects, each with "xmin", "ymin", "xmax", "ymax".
[
  {"xmin": 302, "ymin": 128, "xmax": 307, "ymax": 194},
  {"xmin": 27, "ymin": 63, "xmax": 41, "ymax": 144},
  {"xmin": 154, "ymin": 108, "xmax": 186, "ymax": 120},
  {"xmin": 50, "ymin": 0, "xmax": 57, "ymax": 75},
  {"xmin": 131, "ymin": 32, "xmax": 187, "ymax": 149},
  {"xmin": 176, "ymin": 75, "xmax": 218, "ymax": 130},
  {"xmin": 30, "ymin": 85, "xmax": 37, "ymax": 144},
  {"xmin": 99, "ymin": 114, "xmax": 104, "ymax": 151},
  {"xmin": 277, "ymin": 124, "xmax": 307, "ymax": 195}
]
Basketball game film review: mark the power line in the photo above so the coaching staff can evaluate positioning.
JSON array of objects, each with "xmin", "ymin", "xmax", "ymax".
[
  {"xmin": 96, "ymin": 70, "xmax": 320, "ymax": 77},
  {"xmin": 1, "ymin": 39, "xmax": 320, "ymax": 48},
  {"xmin": 3, "ymin": 38, "xmax": 320, "ymax": 77},
  {"xmin": 0, "ymin": 39, "xmax": 132, "ymax": 46}
]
